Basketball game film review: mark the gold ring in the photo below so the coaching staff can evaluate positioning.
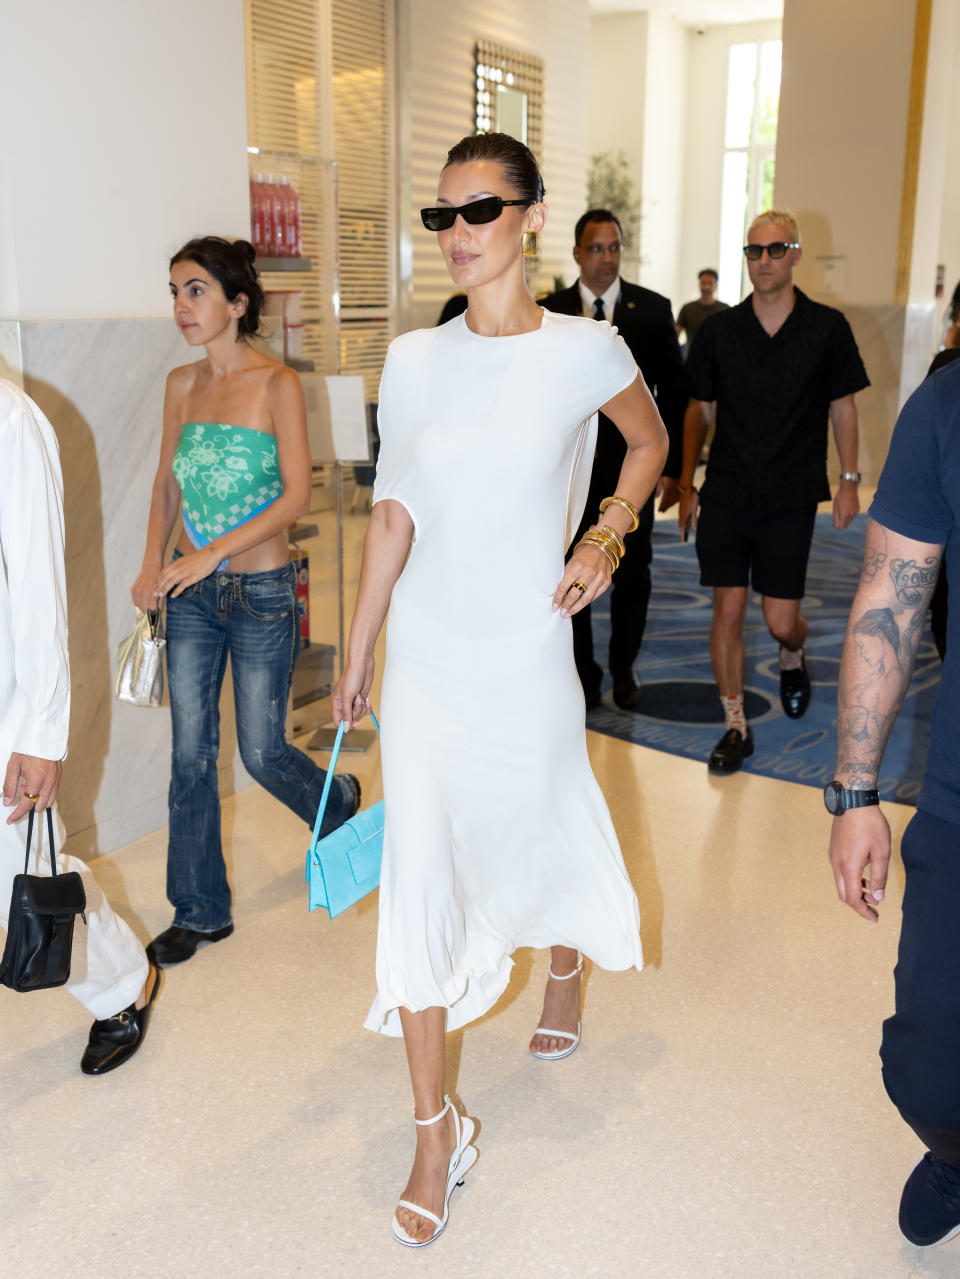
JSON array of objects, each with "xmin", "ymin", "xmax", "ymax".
[
  {"xmin": 572, "ymin": 580, "xmax": 587, "ymax": 594},
  {"xmin": 23, "ymin": 792, "xmax": 40, "ymax": 802}
]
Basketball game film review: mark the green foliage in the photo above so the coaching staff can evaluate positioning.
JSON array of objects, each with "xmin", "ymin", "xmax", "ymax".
[{"xmin": 587, "ymin": 150, "xmax": 641, "ymax": 250}]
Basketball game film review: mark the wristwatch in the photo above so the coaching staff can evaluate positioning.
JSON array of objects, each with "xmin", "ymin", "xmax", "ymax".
[
  {"xmin": 823, "ymin": 780, "xmax": 880, "ymax": 815},
  {"xmin": 840, "ymin": 471, "xmax": 862, "ymax": 483}
]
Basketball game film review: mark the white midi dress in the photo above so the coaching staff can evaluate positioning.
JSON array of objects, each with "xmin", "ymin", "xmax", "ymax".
[{"xmin": 364, "ymin": 308, "xmax": 645, "ymax": 1036}]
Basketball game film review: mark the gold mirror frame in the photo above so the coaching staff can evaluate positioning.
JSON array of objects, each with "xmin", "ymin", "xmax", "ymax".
[{"xmin": 474, "ymin": 40, "xmax": 544, "ymax": 158}]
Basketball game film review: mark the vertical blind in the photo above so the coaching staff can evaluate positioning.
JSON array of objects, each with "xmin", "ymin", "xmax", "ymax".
[
  {"xmin": 245, "ymin": 0, "xmax": 397, "ymax": 396},
  {"xmin": 331, "ymin": 0, "xmax": 395, "ymax": 401}
]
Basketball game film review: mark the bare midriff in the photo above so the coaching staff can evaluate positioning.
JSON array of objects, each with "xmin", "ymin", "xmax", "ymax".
[{"xmin": 175, "ymin": 527, "xmax": 290, "ymax": 573}]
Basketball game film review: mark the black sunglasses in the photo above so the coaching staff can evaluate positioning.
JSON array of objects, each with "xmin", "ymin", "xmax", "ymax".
[
  {"xmin": 743, "ymin": 241, "xmax": 800, "ymax": 261},
  {"xmin": 420, "ymin": 196, "xmax": 529, "ymax": 232}
]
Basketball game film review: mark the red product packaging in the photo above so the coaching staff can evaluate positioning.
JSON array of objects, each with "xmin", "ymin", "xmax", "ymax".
[
  {"xmin": 280, "ymin": 177, "xmax": 302, "ymax": 258},
  {"xmin": 266, "ymin": 176, "xmax": 287, "ymax": 256},
  {"xmin": 250, "ymin": 173, "xmax": 267, "ymax": 253}
]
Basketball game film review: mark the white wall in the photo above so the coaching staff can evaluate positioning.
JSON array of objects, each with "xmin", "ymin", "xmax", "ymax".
[
  {"xmin": 679, "ymin": 19, "xmax": 781, "ymax": 308},
  {"xmin": 401, "ymin": 0, "xmax": 592, "ymax": 329},
  {"xmin": 638, "ymin": 12, "xmax": 687, "ymax": 303},
  {"xmin": 935, "ymin": 11, "xmax": 960, "ymax": 341},
  {"xmin": 0, "ymin": 1, "xmax": 252, "ymax": 855},
  {"xmin": 0, "ymin": 0, "xmax": 249, "ymax": 321},
  {"xmin": 588, "ymin": 13, "xmax": 648, "ymax": 283},
  {"xmin": 775, "ymin": 0, "xmax": 915, "ymax": 308}
]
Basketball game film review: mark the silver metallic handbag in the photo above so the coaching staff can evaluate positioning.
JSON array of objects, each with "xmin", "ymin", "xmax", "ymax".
[{"xmin": 115, "ymin": 609, "xmax": 166, "ymax": 707}]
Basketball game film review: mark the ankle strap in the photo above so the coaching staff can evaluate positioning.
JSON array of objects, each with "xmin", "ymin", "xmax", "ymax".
[
  {"xmin": 414, "ymin": 1094, "xmax": 451, "ymax": 1127},
  {"xmin": 548, "ymin": 952, "xmax": 583, "ymax": 981}
]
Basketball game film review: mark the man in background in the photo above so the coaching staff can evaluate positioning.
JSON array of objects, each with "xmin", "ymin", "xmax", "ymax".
[
  {"xmin": 676, "ymin": 268, "xmax": 728, "ymax": 354},
  {"xmin": 0, "ymin": 377, "xmax": 159, "ymax": 1074},
  {"xmin": 678, "ymin": 209, "xmax": 868, "ymax": 774},
  {"xmin": 543, "ymin": 209, "xmax": 687, "ymax": 711}
]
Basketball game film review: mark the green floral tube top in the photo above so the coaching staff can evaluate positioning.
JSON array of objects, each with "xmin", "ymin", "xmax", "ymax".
[{"xmin": 172, "ymin": 423, "xmax": 284, "ymax": 555}]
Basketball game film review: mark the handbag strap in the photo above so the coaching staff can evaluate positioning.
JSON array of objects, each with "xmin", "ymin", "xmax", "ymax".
[
  {"xmin": 309, "ymin": 709, "xmax": 380, "ymax": 851},
  {"xmin": 23, "ymin": 807, "xmax": 57, "ymax": 877}
]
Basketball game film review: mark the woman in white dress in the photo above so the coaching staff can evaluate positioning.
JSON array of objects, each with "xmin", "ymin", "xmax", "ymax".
[{"xmin": 332, "ymin": 133, "xmax": 669, "ymax": 1247}]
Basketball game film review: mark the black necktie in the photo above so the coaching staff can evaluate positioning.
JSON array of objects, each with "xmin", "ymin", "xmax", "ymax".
[{"xmin": 593, "ymin": 297, "xmax": 605, "ymax": 322}]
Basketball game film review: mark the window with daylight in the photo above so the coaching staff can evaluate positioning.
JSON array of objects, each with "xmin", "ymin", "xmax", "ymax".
[{"xmin": 717, "ymin": 39, "xmax": 782, "ymax": 304}]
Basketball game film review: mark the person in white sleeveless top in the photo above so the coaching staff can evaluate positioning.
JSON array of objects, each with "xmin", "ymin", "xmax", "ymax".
[{"xmin": 331, "ymin": 133, "xmax": 669, "ymax": 1247}]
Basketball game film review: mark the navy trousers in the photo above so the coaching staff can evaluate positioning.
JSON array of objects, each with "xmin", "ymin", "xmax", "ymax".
[{"xmin": 881, "ymin": 808, "xmax": 960, "ymax": 1166}]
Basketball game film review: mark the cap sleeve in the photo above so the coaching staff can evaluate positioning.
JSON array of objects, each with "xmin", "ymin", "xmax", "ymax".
[
  {"xmin": 592, "ymin": 321, "xmax": 639, "ymax": 408},
  {"xmin": 372, "ymin": 347, "xmax": 419, "ymax": 540}
]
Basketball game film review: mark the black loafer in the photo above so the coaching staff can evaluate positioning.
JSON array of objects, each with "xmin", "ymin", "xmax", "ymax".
[
  {"xmin": 780, "ymin": 655, "xmax": 811, "ymax": 718},
  {"xmin": 344, "ymin": 774, "xmax": 362, "ymax": 817},
  {"xmin": 612, "ymin": 669, "xmax": 641, "ymax": 711},
  {"xmin": 708, "ymin": 728, "xmax": 754, "ymax": 774},
  {"xmin": 146, "ymin": 922, "xmax": 233, "ymax": 967},
  {"xmin": 81, "ymin": 963, "xmax": 162, "ymax": 1076}
]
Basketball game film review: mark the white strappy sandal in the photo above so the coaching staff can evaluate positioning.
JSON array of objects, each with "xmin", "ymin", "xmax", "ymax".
[
  {"xmin": 391, "ymin": 1094, "xmax": 478, "ymax": 1247},
  {"xmin": 530, "ymin": 952, "xmax": 583, "ymax": 1061}
]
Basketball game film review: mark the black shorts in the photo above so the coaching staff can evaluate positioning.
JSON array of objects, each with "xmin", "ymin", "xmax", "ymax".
[{"xmin": 695, "ymin": 499, "xmax": 818, "ymax": 599}]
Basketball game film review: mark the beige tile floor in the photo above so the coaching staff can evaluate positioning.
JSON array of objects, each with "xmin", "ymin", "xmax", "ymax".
[{"xmin": 3, "ymin": 495, "xmax": 950, "ymax": 1279}]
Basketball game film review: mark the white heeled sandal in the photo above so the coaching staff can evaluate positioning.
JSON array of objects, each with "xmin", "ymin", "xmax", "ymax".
[
  {"xmin": 530, "ymin": 952, "xmax": 583, "ymax": 1061},
  {"xmin": 391, "ymin": 1094, "xmax": 478, "ymax": 1247}
]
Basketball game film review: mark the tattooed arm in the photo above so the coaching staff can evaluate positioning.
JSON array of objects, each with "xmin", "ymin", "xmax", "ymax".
[{"xmin": 828, "ymin": 519, "xmax": 943, "ymax": 921}]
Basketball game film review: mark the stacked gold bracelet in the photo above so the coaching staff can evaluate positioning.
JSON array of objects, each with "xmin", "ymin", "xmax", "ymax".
[
  {"xmin": 574, "ymin": 496, "xmax": 641, "ymax": 575},
  {"xmin": 576, "ymin": 524, "xmax": 626, "ymax": 573},
  {"xmin": 598, "ymin": 495, "xmax": 641, "ymax": 533}
]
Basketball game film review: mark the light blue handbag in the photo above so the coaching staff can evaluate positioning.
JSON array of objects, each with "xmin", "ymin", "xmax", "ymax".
[{"xmin": 306, "ymin": 712, "xmax": 383, "ymax": 919}]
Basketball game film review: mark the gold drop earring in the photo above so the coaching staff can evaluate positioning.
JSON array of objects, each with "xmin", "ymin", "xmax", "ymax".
[{"xmin": 522, "ymin": 231, "xmax": 539, "ymax": 257}]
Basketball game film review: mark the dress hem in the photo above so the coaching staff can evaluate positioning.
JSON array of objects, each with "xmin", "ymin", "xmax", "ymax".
[{"xmin": 364, "ymin": 942, "xmax": 644, "ymax": 1038}]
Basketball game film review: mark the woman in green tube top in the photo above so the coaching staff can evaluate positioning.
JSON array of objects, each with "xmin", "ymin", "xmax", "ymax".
[{"xmin": 131, "ymin": 235, "xmax": 360, "ymax": 967}]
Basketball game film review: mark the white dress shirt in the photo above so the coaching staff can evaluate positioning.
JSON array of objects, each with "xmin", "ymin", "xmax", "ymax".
[
  {"xmin": 579, "ymin": 276, "xmax": 621, "ymax": 323},
  {"xmin": 0, "ymin": 379, "xmax": 69, "ymax": 761}
]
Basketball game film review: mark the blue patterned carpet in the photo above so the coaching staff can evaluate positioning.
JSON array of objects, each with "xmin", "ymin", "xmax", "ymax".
[{"xmin": 586, "ymin": 513, "xmax": 941, "ymax": 803}]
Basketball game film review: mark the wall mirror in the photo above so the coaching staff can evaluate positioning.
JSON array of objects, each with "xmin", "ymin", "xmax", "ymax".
[{"xmin": 474, "ymin": 40, "xmax": 543, "ymax": 157}]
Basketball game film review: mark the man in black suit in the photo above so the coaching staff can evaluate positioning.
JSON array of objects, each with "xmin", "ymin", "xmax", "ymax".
[{"xmin": 543, "ymin": 209, "xmax": 687, "ymax": 710}]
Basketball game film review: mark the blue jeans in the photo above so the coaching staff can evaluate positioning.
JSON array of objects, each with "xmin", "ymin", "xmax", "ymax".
[{"xmin": 165, "ymin": 555, "xmax": 354, "ymax": 931}]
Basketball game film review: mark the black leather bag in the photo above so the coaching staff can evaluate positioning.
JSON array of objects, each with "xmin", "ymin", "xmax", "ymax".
[{"xmin": 0, "ymin": 807, "xmax": 86, "ymax": 992}]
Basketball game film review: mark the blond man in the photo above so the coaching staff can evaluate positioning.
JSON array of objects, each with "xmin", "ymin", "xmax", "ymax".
[{"xmin": 678, "ymin": 210, "xmax": 869, "ymax": 773}]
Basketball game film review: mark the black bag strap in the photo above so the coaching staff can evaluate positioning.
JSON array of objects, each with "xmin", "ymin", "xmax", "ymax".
[{"xmin": 23, "ymin": 807, "xmax": 57, "ymax": 877}]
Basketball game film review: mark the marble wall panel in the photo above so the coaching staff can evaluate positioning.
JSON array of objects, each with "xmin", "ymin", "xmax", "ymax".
[
  {"xmin": 827, "ymin": 304, "xmax": 937, "ymax": 488},
  {"xmin": 19, "ymin": 319, "xmax": 250, "ymax": 855},
  {"xmin": 0, "ymin": 320, "xmax": 22, "ymax": 385}
]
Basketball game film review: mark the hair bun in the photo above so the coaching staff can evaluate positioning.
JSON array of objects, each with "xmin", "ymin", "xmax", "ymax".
[{"xmin": 235, "ymin": 239, "xmax": 258, "ymax": 267}]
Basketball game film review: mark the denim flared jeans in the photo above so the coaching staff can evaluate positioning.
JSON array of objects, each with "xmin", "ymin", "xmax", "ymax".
[{"xmin": 164, "ymin": 556, "xmax": 353, "ymax": 932}]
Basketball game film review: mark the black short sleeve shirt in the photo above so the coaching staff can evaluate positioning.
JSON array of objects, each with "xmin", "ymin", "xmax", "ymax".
[{"xmin": 685, "ymin": 289, "xmax": 869, "ymax": 512}]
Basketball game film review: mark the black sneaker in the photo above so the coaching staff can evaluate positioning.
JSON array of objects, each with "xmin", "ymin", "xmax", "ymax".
[
  {"xmin": 899, "ymin": 1152, "xmax": 960, "ymax": 1247},
  {"xmin": 708, "ymin": 728, "xmax": 753, "ymax": 774}
]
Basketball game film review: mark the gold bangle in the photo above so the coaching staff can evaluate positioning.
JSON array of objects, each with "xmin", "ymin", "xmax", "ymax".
[
  {"xmin": 585, "ymin": 525, "xmax": 626, "ymax": 562},
  {"xmin": 576, "ymin": 533, "xmax": 619, "ymax": 573},
  {"xmin": 599, "ymin": 495, "xmax": 640, "ymax": 533},
  {"xmin": 593, "ymin": 524, "xmax": 626, "ymax": 558},
  {"xmin": 576, "ymin": 537, "xmax": 618, "ymax": 571}
]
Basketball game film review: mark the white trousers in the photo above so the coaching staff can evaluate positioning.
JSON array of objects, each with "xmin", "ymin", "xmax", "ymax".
[{"xmin": 0, "ymin": 808, "xmax": 147, "ymax": 1020}]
